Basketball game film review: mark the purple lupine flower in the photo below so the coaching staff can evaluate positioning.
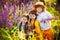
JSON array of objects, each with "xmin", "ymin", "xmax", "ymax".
[
  {"xmin": 0, "ymin": 10, "xmax": 3, "ymax": 28},
  {"xmin": 11, "ymin": 5, "xmax": 15, "ymax": 15},
  {"xmin": 3, "ymin": 7, "xmax": 13, "ymax": 28},
  {"xmin": 3, "ymin": 7, "xmax": 8, "ymax": 22},
  {"xmin": 29, "ymin": 1, "xmax": 33, "ymax": 11},
  {"xmin": 7, "ymin": 22, "xmax": 13, "ymax": 28},
  {"xmin": 19, "ymin": 0, "xmax": 22, "ymax": 5},
  {"xmin": 21, "ymin": 3, "xmax": 24, "ymax": 13},
  {"xmin": 6, "ymin": 2, "xmax": 9, "ymax": 9},
  {"xmin": 34, "ymin": 0, "xmax": 36, "ymax": 4},
  {"xmin": 28, "ymin": 0, "xmax": 30, "ymax": 4},
  {"xmin": 24, "ymin": 0, "xmax": 29, "ymax": 4},
  {"xmin": 11, "ymin": 5, "xmax": 17, "ymax": 20},
  {"xmin": 26, "ymin": 4, "xmax": 29, "ymax": 13},
  {"xmin": 30, "ymin": 1, "xmax": 33, "ymax": 6},
  {"xmin": 0, "ymin": 21, "xmax": 2, "ymax": 28}
]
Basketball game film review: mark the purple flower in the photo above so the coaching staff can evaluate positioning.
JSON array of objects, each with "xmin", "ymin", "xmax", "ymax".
[
  {"xmin": 0, "ymin": 21, "xmax": 2, "ymax": 28},
  {"xmin": 21, "ymin": 3, "xmax": 24, "ymax": 13},
  {"xmin": 26, "ymin": 4, "xmax": 28, "ymax": 13},
  {"xmin": 3, "ymin": 8, "xmax": 13, "ymax": 28},
  {"xmin": 0, "ymin": 10, "xmax": 3, "ymax": 28},
  {"xmin": 7, "ymin": 22, "xmax": 13, "ymax": 28},
  {"xmin": 3, "ymin": 8, "xmax": 8, "ymax": 21}
]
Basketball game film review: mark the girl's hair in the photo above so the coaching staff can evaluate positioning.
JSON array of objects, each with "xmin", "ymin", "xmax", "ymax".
[
  {"xmin": 29, "ymin": 10, "xmax": 37, "ymax": 16},
  {"xmin": 29, "ymin": 10, "xmax": 37, "ymax": 19},
  {"xmin": 22, "ymin": 15, "xmax": 29, "ymax": 20},
  {"xmin": 29, "ymin": 10, "xmax": 37, "ymax": 30}
]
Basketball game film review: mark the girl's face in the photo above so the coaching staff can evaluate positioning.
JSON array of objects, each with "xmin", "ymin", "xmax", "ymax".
[
  {"xmin": 22, "ymin": 17, "xmax": 28, "ymax": 23},
  {"xmin": 36, "ymin": 7, "xmax": 43, "ymax": 13},
  {"xmin": 29, "ymin": 14, "xmax": 36, "ymax": 20},
  {"xmin": 29, "ymin": 14, "xmax": 32, "ymax": 19}
]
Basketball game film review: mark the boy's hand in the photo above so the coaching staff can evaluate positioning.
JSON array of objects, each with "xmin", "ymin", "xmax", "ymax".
[{"xmin": 53, "ymin": 17, "xmax": 58, "ymax": 20}]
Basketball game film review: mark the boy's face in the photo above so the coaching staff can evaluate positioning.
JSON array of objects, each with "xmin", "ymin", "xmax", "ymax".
[
  {"xmin": 29, "ymin": 14, "xmax": 36, "ymax": 19},
  {"xmin": 36, "ymin": 7, "xmax": 43, "ymax": 13}
]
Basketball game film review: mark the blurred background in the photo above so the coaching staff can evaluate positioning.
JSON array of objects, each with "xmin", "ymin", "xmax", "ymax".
[{"xmin": 0, "ymin": 0, "xmax": 60, "ymax": 40}]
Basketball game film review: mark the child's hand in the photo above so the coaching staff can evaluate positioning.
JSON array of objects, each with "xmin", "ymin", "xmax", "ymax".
[
  {"xmin": 42, "ymin": 17, "xmax": 58, "ymax": 22},
  {"xmin": 53, "ymin": 17, "xmax": 58, "ymax": 20},
  {"xmin": 47, "ymin": 17, "xmax": 58, "ymax": 20}
]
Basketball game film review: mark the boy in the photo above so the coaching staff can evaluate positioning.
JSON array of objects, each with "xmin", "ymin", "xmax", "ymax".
[{"xmin": 33, "ymin": 2, "xmax": 56, "ymax": 40}]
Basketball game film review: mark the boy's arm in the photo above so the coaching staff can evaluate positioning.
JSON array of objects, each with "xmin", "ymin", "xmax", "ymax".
[
  {"xmin": 46, "ymin": 11, "xmax": 57, "ymax": 20},
  {"xmin": 41, "ymin": 12, "xmax": 57, "ymax": 22}
]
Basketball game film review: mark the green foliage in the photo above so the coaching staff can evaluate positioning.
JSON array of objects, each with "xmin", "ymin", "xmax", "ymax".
[{"xmin": 0, "ymin": 28, "xmax": 12, "ymax": 40}]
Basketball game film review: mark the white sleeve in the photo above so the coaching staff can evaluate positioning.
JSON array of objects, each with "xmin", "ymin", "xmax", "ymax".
[{"xmin": 46, "ymin": 11, "xmax": 52, "ymax": 18}]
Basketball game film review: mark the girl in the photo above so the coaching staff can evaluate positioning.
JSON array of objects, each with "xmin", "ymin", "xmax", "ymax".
[
  {"xmin": 19, "ymin": 15, "xmax": 33, "ymax": 40},
  {"xmin": 33, "ymin": 2, "xmax": 56, "ymax": 40},
  {"xmin": 29, "ymin": 10, "xmax": 43, "ymax": 40},
  {"xmin": 19, "ymin": 15, "xmax": 29, "ymax": 40}
]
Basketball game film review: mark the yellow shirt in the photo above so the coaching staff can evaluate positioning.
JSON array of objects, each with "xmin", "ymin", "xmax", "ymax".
[
  {"xmin": 31, "ymin": 19, "xmax": 41, "ymax": 33},
  {"xmin": 31, "ymin": 19, "xmax": 43, "ymax": 40}
]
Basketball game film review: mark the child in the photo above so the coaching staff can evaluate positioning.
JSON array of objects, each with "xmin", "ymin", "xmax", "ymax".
[
  {"xmin": 19, "ymin": 15, "xmax": 29, "ymax": 40},
  {"xmin": 29, "ymin": 10, "xmax": 43, "ymax": 40},
  {"xmin": 33, "ymin": 2, "xmax": 56, "ymax": 40},
  {"xmin": 19, "ymin": 15, "xmax": 33, "ymax": 40}
]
